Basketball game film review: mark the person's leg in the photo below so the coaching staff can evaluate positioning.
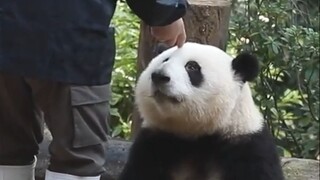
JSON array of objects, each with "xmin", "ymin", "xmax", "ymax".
[
  {"xmin": 0, "ymin": 73, "xmax": 43, "ymax": 180},
  {"xmin": 27, "ymin": 79, "xmax": 111, "ymax": 180}
]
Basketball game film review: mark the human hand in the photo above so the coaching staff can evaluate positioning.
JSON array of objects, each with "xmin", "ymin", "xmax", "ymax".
[{"xmin": 150, "ymin": 18, "xmax": 186, "ymax": 48}]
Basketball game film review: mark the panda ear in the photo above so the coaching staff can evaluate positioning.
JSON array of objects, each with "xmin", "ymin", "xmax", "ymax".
[{"xmin": 232, "ymin": 52, "xmax": 260, "ymax": 82}]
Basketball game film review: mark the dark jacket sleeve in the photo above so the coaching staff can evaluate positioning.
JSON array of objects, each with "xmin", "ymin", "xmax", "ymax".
[{"xmin": 126, "ymin": 0, "xmax": 188, "ymax": 26}]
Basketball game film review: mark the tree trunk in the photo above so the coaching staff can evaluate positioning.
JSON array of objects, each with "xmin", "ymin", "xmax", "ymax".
[{"xmin": 131, "ymin": 0, "xmax": 232, "ymax": 138}]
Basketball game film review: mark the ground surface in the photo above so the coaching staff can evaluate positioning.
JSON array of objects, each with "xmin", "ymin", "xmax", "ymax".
[{"xmin": 35, "ymin": 132, "xmax": 319, "ymax": 180}]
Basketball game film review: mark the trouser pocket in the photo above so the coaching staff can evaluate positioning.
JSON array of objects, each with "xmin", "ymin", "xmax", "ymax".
[{"xmin": 70, "ymin": 84, "xmax": 111, "ymax": 148}]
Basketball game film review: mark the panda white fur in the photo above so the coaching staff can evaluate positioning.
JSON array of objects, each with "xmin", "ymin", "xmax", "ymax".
[{"xmin": 119, "ymin": 42, "xmax": 284, "ymax": 180}]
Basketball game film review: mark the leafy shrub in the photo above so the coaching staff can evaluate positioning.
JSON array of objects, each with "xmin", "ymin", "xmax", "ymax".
[
  {"xmin": 109, "ymin": 1, "xmax": 139, "ymax": 139},
  {"xmin": 228, "ymin": 0, "xmax": 319, "ymax": 159}
]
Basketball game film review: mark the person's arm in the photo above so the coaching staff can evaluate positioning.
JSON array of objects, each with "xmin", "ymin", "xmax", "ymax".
[
  {"xmin": 126, "ymin": 0, "xmax": 188, "ymax": 47},
  {"xmin": 126, "ymin": 0, "xmax": 188, "ymax": 26}
]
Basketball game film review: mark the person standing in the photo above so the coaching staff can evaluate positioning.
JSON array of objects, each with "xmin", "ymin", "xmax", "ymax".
[{"xmin": 0, "ymin": 0, "xmax": 188, "ymax": 180}]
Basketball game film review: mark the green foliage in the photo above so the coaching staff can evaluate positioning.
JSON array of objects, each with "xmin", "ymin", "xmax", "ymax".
[
  {"xmin": 109, "ymin": 1, "xmax": 139, "ymax": 140},
  {"xmin": 228, "ymin": 0, "xmax": 319, "ymax": 159},
  {"xmin": 109, "ymin": 0, "xmax": 319, "ymax": 159}
]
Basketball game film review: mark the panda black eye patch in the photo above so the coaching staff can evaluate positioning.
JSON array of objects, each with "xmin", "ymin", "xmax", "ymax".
[
  {"xmin": 185, "ymin": 61, "xmax": 203, "ymax": 87},
  {"xmin": 162, "ymin": 58, "xmax": 169, "ymax": 63}
]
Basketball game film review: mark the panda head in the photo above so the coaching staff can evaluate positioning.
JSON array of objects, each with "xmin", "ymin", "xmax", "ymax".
[{"xmin": 135, "ymin": 42, "xmax": 263, "ymax": 138}]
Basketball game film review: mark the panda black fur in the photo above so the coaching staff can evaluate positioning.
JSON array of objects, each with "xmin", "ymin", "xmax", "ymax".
[{"xmin": 119, "ymin": 42, "xmax": 284, "ymax": 180}]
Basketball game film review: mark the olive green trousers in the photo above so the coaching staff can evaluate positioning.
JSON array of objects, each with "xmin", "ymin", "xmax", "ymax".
[{"xmin": 0, "ymin": 73, "xmax": 111, "ymax": 176}]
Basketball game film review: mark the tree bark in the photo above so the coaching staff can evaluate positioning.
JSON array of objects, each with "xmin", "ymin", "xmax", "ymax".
[{"xmin": 131, "ymin": 0, "xmax": 233, "ymax": 138}]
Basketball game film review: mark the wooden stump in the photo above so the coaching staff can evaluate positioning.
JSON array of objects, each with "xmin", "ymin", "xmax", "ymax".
[{"xmin": 131, "ymin": 0, "xmax": 232, "ymax": 138}]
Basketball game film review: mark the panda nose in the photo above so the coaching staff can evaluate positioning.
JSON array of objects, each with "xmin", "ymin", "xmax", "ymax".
[{"xmin": 151, "ymin": 72, "xmax": 170, "ymax": 84}]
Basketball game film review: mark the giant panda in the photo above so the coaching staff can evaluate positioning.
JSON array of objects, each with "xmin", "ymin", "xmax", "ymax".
[{"xmin": 119, "ymin": 42, "xmax": 284, "ymax": 180}]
